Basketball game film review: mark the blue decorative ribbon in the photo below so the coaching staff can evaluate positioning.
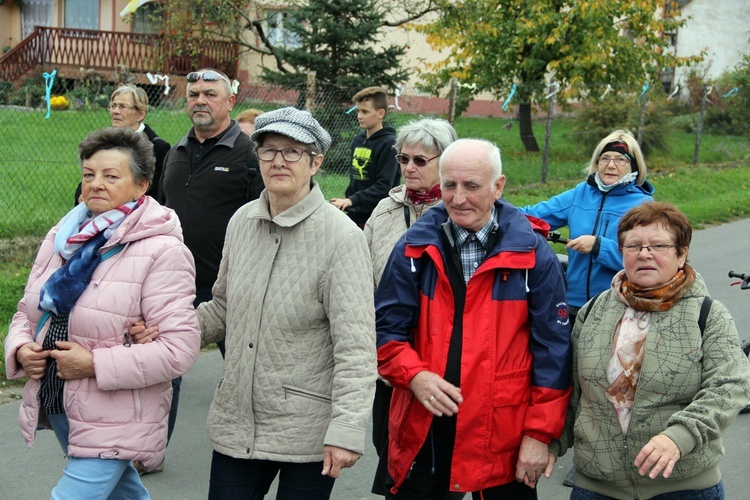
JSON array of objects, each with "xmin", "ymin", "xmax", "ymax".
[
  {"xmin": 502, "ymin": 84, "xmax": 517, "ymax": 112},
  {"xmin": 638, "ymin": 82, "xmax": 649, "ymax": 102},
  {"xmin": 723, "ymin": 87, "xmax": 739, "ymax": 99},
  {"xmin": 43, "ymin": 70, "xmax": 57, "ymax": 119},
  {"xmin": 345, "ymin": 105, "xmax": 357, "ymax": 114}
]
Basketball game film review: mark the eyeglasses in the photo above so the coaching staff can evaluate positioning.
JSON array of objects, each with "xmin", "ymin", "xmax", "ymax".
[
  {"xmin": 597, "ymin": 155, "xmax": 631, "ymax": 167},
  {"xmin": 107, "ymin": 103, "xmax": 136, "ymax": 112},
  {"xmin": 395, "ymin": 153, "xmax": 441, "ymax": 167},
  {"xmin": 256, "ymin": 146, "xmax": 315, "ymax": 162},
  {"xmin": 620, "ymin": 244, "xmax": 677, "ymax": 255},
  {"xmin": 186, "ymin": 71, "xmax": 231, "ymax": 86}
]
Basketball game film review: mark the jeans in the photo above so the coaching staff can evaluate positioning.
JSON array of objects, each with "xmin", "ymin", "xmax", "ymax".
[
  {"xmin": 570, "ymin": 481, "xmax": 725, "ymax": 500},
  {"xmin": 47, "ymin": 412, "xmax": 150, "ymax": 500},
  {"xmin": 208, "ymin": 450, "xmax": 336, "ymax": 500}
]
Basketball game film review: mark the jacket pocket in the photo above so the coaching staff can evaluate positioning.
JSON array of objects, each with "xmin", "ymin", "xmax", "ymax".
[
  {"xmin": 282, "ymin": 385, "xmax": 332, "ymax": 404},
  {"xmin": 490, "ymin": 370, "xmax": 531, "ymax": 455}
]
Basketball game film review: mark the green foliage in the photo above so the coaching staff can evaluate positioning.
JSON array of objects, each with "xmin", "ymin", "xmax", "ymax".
[
  {"xmin": 10, "ymin": 74, "xmax": 46, "ymax": 108},
  {"xmin": 416, "ymin": 0, "xmax": 702, "ymax": 151},
  {"xmin": 571, "ymin": 91, "xmax": 672, "ymax": 156},
  {"xmin": 0, "ymin": 81, "xmax": 13, "ymax": 104},
  {"xmin": 725, "ymin": 55, "xmax": 750, "ymax": 136}
]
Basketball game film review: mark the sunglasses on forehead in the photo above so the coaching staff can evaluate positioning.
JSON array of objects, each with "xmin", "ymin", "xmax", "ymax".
[{"xmin": 186, "ymin": 71, "xmax": 231, "ymax": 86}]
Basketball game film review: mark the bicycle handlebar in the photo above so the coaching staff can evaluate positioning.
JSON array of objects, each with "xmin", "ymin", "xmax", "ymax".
[
  {"xmin": 728, "ymin": 271, "xmax": 750, "ymax": 290},
  {"xmin": 547, "ymin": 231, "xmax": 568, "ymax": 245}
]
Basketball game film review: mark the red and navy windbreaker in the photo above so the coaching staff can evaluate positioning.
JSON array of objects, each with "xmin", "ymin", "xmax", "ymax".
[{"xmin": 375, "ymin": 199, "xmax": 572, "ymax": 493}]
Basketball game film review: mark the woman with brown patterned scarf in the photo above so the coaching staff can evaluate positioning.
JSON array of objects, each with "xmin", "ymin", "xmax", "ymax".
[{"xmin": 550, "ymin": 201, "xmax": 750, "ymax": 499}]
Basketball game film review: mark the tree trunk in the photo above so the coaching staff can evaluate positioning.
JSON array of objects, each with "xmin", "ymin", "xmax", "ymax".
[{"xmin": 518, "ymin": 103, "xmax": 539, "ymax": 152}]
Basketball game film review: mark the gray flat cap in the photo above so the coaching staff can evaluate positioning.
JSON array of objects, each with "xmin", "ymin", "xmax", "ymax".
[{"xmin": 250, "ymin": 107, "xmax": 332, "ymax": 153}]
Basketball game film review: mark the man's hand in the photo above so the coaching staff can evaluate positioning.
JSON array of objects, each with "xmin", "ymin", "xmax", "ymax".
[
  {"xmin": 634, "ymin": 434, "xmax": 680, "ymax": 479},
  {"xmin": 330, "ymin": 198, "xmax": 352, "ymax": 211},
  {"xmin": 321, "ymin": 445, "xmax": 360, "ymax": 478},
  {"xmin": 130, "ymin": 321, "xmax": 160, "ymax": 344},
  {"xmin": 409, "ymin": 371, "xmax": 463, "ymax": 417},
  {"xmin": 51, "ymin": 341, "xmax": 95, "ymax": 380},
  {"xmin": 515, "ymin": 436, "xmax": 550, "ymax": 489},
  {"xmin": 16, "ymin": 342, "xmax": 51, "ymax": 380},
  {"xmin": 566, "ymin": 235, "xmax": 596, "ymax": 254}
]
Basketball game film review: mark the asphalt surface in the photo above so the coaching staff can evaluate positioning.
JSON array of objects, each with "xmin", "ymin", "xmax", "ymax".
[{"xmin": 2, "ymin": 218, "xmax": 750, "ymax": 499}]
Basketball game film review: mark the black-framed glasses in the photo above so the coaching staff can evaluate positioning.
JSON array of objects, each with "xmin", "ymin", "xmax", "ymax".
[
  {"xmin": 395, "ymin": 153, "xmax": 441, "ymax": 167},
  {"xmin": 620, "ymin": 244, "xmax": 677, "ymax": 255},
  {"xmin": 107, "ymin": 103, "xmax": 136, "ymax": 112},
  {"xmin": 186, "ymin": 71, "xmax": 231, "ymax": 86},
  {"xmin": 597, "ymin": 154, "xmax": 631, "ymax": 167},
  {"xmin": 256, "ymin": 146, "xmax": 315, "ymax": 162}
]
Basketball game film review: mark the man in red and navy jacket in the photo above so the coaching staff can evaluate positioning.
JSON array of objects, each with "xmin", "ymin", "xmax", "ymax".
[{"xmin": 375, "ymin": 139, "xmax": 572, "ymax": 499}]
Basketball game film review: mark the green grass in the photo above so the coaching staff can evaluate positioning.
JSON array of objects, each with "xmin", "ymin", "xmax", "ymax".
[{"xmin": 2, "ymin": 108, "xmax": 750, "ymax": 386}]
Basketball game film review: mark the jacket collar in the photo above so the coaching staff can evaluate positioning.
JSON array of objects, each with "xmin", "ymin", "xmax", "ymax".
[
  {"xmin": 406, "ymin": 198, "xmax": 540, "ymax": 256},
  {"xmin": 247, "ymin": 181, "xmax": 325, "ymax": 227},
  {"xmin": 175, "ymin": 120, "xmax": 242, "ymax": 149}
]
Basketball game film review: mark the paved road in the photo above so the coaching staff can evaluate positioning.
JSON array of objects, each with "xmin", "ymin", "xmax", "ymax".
[{"xmin": 2, "ymin": 219, "xmax": 750, "ymax": 499}]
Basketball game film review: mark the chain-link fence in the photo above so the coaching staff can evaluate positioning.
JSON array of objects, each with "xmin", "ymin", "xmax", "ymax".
[{"xmin": 0, "ymin": 73, "xmax": 511, "ymax": 245}]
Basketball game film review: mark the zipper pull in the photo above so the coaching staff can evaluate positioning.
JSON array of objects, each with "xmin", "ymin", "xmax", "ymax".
[
  {"xmin": 123, "ymin": 331, "xmax": 132, "ymax": 347},
  {"xmin": 406, "ymin": 460, "xmax": 416, "ymax": 479},
  {"xmin": 185, "ymin": 174, "xmax": 191, "ymax": 187}
]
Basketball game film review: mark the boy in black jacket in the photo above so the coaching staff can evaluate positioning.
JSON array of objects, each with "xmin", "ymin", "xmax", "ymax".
[{"xmin": 331, "ymin": 87, "xmax": 399, "ymax": 228}]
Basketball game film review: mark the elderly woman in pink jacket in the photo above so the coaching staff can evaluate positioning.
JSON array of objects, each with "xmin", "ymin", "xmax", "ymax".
[{"xmin": 4, "ymin": 127, "xmax": 201, "ymax": 499}]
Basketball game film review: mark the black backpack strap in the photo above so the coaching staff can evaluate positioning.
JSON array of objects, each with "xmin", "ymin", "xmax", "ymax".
[
  {"xmin": 580, "ymin": 291, "xmax": 604, "ymax": 325},
  {"xmin": 698, "ymin": 296, "xmax": 713, "ymax": 336}
]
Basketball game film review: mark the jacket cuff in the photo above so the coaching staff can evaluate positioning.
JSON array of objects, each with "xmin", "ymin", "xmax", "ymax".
[
  {"xmin": 524, "ymin": 430, "xmax": 553, "ymax": 445},
  {"xmin": 661, "ymin": 424, "xmax": 697, "ymax": 457},
  {"xmin": 324, "ymin": 421, "xmax": 367, "ymax": 456},
  {"xmin": 591, "ymin": 236, "xmax": 601, "ymax": 258}
]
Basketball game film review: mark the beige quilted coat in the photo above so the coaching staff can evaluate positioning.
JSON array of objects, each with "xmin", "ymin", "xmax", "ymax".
[
  {"xmin": 197, "ymin": 183, "xmax": 377, "ymax": 462},
  {"xmin": 363, "ymin": 185, "xmax": 442, "ymax": 292}
]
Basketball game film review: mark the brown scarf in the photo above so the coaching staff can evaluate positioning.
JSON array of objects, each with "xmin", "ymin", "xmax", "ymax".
[
  {"xmin": 606, "ymin": 265, "xmax": 696, "ymax": 433},
  {"xmin": 615, "ymin": 264, "xmax": 697, "ymax": 312}
]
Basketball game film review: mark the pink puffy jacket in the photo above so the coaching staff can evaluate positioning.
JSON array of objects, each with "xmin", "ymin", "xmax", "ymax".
[{"xmin": 4, "ymin": 196, "xmax": 201, "ymax": 469}]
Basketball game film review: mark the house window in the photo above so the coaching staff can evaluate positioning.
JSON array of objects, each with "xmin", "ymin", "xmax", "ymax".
[
  {"xmin": 132, "ymin": 2, "xmax": 164, "ymax": 34},
  {"xmin": 64, "ymin": 0, "xmax": 99, "ymax": 30},
  {"xmin": 265, "ymin": 10, "xmax": 301, "ymax": 48}
]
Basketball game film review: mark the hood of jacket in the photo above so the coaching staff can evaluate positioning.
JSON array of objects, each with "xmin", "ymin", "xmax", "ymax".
[
  {"xmin": 104, "ymin": 196, "xmax": 183, "ymax": 249},
  {"xmin": 405, "ymin": 198, "xmax": 550, "ymax": 257}
]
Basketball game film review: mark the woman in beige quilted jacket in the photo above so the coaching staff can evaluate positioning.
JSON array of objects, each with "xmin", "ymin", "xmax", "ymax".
[
  {"xmin": 197, "ymin": 107, "xmax": 377, "ymax": 499},
  {"xmin": 363, "ymin": 117, "xmax": 457, "ymax": 496}
]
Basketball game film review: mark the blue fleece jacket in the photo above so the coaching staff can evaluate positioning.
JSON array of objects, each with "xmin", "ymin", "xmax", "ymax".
[{"xmin": 519, "ymin": 176, "xmax": 654, "ymax": 309}]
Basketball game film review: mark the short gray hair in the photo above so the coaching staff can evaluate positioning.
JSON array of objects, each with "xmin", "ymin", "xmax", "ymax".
[
  {"xmin": 440, "ymin": 138, "xmax": 502, "ymax": 182},
  {"xmin": 395, "ymin": 117, "xmax": 458, "ymax": 155}
]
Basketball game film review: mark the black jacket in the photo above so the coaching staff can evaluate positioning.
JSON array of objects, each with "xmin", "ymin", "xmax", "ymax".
[
  {"xmin": 345, "ymin": 126, "xmax": 399, "ymax": 224},
  {"xmin": 160, "ymin": 120, "xmax": 264, "ymax": 289}
]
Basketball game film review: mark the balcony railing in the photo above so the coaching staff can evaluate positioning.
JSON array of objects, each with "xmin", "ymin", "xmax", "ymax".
[{"xmin": 0, "ymin": 26, "xmax": 239, "ymax": 83}]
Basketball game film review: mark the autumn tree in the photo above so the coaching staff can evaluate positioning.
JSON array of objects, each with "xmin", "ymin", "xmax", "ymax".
[{"xmin": 416, "ymin": 0, "xmax": 701, "ymax": 151}]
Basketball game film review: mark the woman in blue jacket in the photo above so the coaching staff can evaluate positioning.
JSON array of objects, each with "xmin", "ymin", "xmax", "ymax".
[{"xmin": 520, "ymin": 130, "xmax": 654, "ymax": 325}]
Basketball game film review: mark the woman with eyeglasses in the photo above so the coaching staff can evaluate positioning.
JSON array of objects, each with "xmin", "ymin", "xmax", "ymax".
[
  {"xmin": 191, "ymin": 107, "xmax": 376, "ymax": 499},
  {"xmin": 550, "ymin": 201, "xmax": 750, "ymax": 499},
  {"xmin": 519, "ymin": 129, "xmax": 654, "ymax": 327},
  {"xmin": 363, "ymin": 117, "xmax": 458, "ymax": 496},
  {"xmin": 75, "ymin": 85, "xmax": 171, "ymax": 205}
]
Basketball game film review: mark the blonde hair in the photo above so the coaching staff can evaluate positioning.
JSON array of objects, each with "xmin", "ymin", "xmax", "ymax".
[
  {"xmin": 236, "ymin": 108, "xmax": 264, "ymax": 124},
  {"xmin": 587, "ymin": 129, "xmax": 648, "ymax": 186},
  {"xmin": 110, "ymin": 84, "xmax": 149, "ymax": 113}
]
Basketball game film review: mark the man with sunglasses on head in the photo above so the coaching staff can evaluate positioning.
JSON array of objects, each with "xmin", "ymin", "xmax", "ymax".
[{"xmin": 153, "ymin": 68, "xmax": 264, "ymax": 474}]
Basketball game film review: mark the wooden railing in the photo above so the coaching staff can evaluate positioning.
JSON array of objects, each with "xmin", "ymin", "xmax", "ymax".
[{"xmin": 0, "ymin": 26, "xmax": 239, "ymax": 83}]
